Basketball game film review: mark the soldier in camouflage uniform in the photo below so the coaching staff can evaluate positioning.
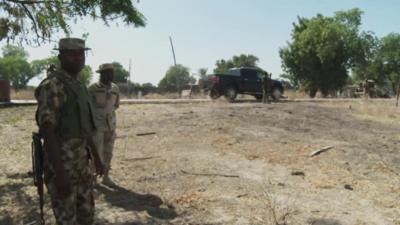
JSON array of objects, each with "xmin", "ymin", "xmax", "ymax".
[
  {"xmin": 262, "ymin": 72, "xmax": 272, "ymax": 104},
  {"xmin": 35, "ymin": 38, "xmax": 104, "ymax": 225},
  {"xmin": 88, "ymin": 63, "xmax": 120, "ymax": 186}
]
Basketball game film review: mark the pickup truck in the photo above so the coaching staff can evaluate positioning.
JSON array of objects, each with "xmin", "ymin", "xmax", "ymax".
[{"xmin": 209, "ymin": 67, "xmax": 284, "ymax": 102}]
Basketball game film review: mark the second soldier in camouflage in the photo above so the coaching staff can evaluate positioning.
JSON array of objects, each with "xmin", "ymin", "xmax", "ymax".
[{"xmin": 89, "ymin": 63, "xmax": 120, "ymax": 186}]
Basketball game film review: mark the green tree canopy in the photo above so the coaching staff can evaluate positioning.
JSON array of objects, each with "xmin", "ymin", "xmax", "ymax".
[
  {"xmin": 280, "ymin": 8, "xmax": 369, "ymax": 97},
  {"xmin": 141, "ymin": 82, "xmax": 156, "ymax": 89},
  {"xmin": 370, "ymin": 33, "xmax": 400, "ymax": 94},
  {"xmin": 198, "ymin": 68, "xmax": 208, "ymax": 80},
  {"xmin": 350, "ymin": 33, "xmax": 400, "ymax": 96},
  {"xmin": 111, "ymin": 62, "xmax": 129, "ymax": 83},
  {"xmin": 350, "ymin": 31, "xmax": 380, "ymax": 82},
  {"xmin": 0, "ymin": 44, "xmax": 48, "ymax": 89},
  {"xmin": 78, "ymin": 65, "xmax": 92, "ymax": 86},
  {"xmin": 214, "ymin": 54, "xmax": 259, "ymax": 73},
  {"xmin": 0, "ymin": 0, "xmax": 146, "ymax": 45},
  {"xmin": 158, "ymin": 64, "xmax": 195, "ymax": 90},
  {"xmin": 197, "ymin": 67, "xmax": 214, "ymax": 89}
]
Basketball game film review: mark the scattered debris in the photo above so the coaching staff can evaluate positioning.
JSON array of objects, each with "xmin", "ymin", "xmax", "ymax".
[
  {"xmin": 116, "ymin": 134, "xmax": 127, "ymax": 139},
  {"xmin": 307, "ymin": 218, "xmax": 342, "ymax": 225},
  {"xmin": 125, "ymin": 156, "xmax": 160, "ymax": 161},
  {"xmin": 136, "ymin": 173, "xmax": 177, "ymax": 182},
  {"xmin": 291, "ymin": 171, "xmax": 305, "ymax": 176},
  {"xmin": 136, "ymin": 132, "xmax": 157, "ymax": 136},
  {"xmin": 309, "ymin": 145, "xmax": 334, "ymax": 157},
  {"xmin": 180, "ymin": 170, "xmax": 239, "ymax": 178},
  {"xmin": 236, "ymin": 194, "xmax": 248, "ymax": 198},
  {"xmin": 344, "ymin": 184, "xmax": 353, "ymax": 190},
  {"xmin": 246, "ymin": 155, "xmax": 259, "ymax": 160}
]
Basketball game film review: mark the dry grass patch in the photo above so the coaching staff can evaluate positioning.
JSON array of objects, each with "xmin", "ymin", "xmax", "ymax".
[
  {"xmin": 284, "ymin": 90, "xmax": 308, "ymax": 100},
  {"xmin": 10, "ymin": 89, "xmax": 35, "ymax": 100},
  {"xmin": 320, "ymin": 100, "xmax": 400, "ymax": 124}
]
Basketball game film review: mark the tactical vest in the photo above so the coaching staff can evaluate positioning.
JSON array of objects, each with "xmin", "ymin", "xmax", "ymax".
[
  {"xmin": 89, "ymin": 82, "xmax": 119, "ymax": 131},
  {"xmin": 35, "ymin": 70, "xmax": 96, "ymax": 139},
  {"xmin": 57, "ymin": 75, "xmax": 96, "ymax": 139}
]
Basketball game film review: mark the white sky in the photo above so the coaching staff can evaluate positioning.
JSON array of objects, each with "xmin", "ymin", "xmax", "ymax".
[{"xmin": 1, "ymin": 0, "xmax": 399, "ymax": 86}]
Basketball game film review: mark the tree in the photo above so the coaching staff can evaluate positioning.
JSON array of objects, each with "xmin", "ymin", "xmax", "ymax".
[
  {"xmin": 198, "ymin": 68, "xmax": 208, "ymax": 80},
  {"xmin": 214, "ymin": 54, "xmax": 259, "ymax": 73},
  {"xmin": 0, "ymin": 0, "xmax": 146, "ymax": 45},
  {"xmin": 138, "ymin": 82, "xmax": 156, "ymax": 95},
  {"xmin": 0, "ymin": 44, "xmax": 47, "ymax": 89},
  {"xmin": 280, "ymin": 73, "xmax": 300, "ymax": 89},
  {"xmin": 232, "ymin": 54, "xmax": 259, "ymax": 68},
  {"xmin": 351, "ymin": 31, "xmax": 380, "ymax": 83},
  {"xmin": 141, "ymin": 82, "xmax": 156, "ymax": 89},
  {"xmin": 112, "ymin": 62, "xmax": 129, "ymax": 83},
  {"xmin": 280, "ymin": 8, "xmax": 368, "ymax": 97},
  {"xmin": 197, "ymin": 67, "xmax": 213, "ymax": 90},
  {"xmin": 78, "ymin": 65, "xmax": 92, "ymax": 86},
  {"xmin": 158, "ymin": 64, "xmax": 195, "ymax": 91},
  {"xmin": 350, "ymin": 33, "xmax": 400, "ymax": 97},
  {"xmin": 373, "ymin": 33, "xmax": 400, "ymax": 95}
]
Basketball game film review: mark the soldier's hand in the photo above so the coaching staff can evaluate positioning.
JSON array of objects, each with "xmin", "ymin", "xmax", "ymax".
[{"xmin": 94, "ymin": 159, "xmax": 104, "ymax": 178}]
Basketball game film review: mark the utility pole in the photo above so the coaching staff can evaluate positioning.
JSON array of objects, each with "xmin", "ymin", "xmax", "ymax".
[
  {"xmin": 169, "ymin": 36, "xmax": 177, "ymax": 66},
  {"xmin": 127, "ymin": 59, "xmax": 132, "ymax": 98},
  {"xmin": 169, "ymin": 36, "xmax": 180, "ymax": 97}
]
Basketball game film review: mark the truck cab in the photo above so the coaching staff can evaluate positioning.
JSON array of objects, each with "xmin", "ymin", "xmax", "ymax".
[{"xmin": 209, "ymin": 67, "xmax": 284, "ymax": 102}]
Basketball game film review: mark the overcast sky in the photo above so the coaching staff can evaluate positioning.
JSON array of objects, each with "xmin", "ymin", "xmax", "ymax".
[{"xmin": 1, "ymin": 0, "xmax": 399, "ymax": 86}]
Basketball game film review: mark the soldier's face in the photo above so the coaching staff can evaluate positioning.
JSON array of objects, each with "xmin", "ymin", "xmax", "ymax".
[
  {"xmin": 58, "ymin": 50, "xmax": 85, "ymax": 74},
  {"xmin": 100, "ymin": 70, "xmax": 114, "ymax": 85}
]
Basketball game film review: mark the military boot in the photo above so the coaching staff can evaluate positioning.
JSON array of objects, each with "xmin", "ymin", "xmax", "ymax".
[{"xmin": 102, "ymin": 174, "xmax": 117, "ymax": 187}]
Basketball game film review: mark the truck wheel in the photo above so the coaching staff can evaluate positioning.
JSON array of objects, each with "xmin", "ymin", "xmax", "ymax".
[
  {"xmin": 225, "ymin": 86, "xmax": 237, "ymax": 102},
  {"xmin": 210, "ymin": 88, "xmax": 220, "ymax": 99},
  {"xmin": 254, "ymin": 95, "xmax": 263, "ymax": 101},
  {"xmin": 271, "ymin": 88, "xmax": 282, "ymax": 100}
]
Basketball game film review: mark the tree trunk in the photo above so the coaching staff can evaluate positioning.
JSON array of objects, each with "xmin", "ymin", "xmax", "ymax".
[
  {"xmin": 396, "ymin": 81, "xmax": 400, "ymax": 107},
  {"xmin": 309, "ymin": 88, "xmax": 318, "ymax": 98}
]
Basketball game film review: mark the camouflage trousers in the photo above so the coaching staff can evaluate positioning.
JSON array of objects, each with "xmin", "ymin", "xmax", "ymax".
[
  {"xmin": 44, "ymin": 138, "xmax": 95, "ymax": 225},
  {"xmin": 262, "ymin": 88, "xmax": 270, "ymax": 104},
  {"xmin": 93, "ymin": 130, "xmax": 116, "ymax": 176}
]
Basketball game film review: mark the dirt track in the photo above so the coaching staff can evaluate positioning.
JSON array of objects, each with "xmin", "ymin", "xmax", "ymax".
[{"xmin": 0, "ymin": 100, "xmax": 399, "ymax": 225}]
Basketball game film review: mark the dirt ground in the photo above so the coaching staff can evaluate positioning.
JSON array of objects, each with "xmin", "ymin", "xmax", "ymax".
[{"xmin": 0, "ymin": 99, "xmax": 399, "ymax": 225}]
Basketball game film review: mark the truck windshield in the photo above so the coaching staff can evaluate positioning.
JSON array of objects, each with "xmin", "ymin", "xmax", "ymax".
[{"xmin": 227, "ymin": 69, "xmax": 240, "ymax": 76}]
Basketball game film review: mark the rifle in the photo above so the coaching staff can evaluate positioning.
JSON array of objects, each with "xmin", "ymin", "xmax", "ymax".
[{"xmin": 32, "ymin": 132, "xmax": 45, "ymax": 225}]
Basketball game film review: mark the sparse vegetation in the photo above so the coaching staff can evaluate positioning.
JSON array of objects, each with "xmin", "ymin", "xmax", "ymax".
[{"xmin": 1, "ymin": 100, "xmax": 399, "ymax": 224}]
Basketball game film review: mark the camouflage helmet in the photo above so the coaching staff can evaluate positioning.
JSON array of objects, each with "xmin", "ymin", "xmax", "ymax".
[
  {"xmin": 96, "ymin": 63, "xmax": 114, "ymax": 73},
  {"xmin": 54, "ymin": 38, "xmax": 91, "ymax": 51}
]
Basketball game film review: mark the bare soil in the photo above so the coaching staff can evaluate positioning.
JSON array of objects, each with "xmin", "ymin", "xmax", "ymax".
[{"xmin": 0, "ymin": 99, "xmax": 399, "ymax": 225}]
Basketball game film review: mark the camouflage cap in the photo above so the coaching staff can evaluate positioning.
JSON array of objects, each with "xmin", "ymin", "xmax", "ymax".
[
  {"xmin": 96, "ymin": 63, "xmax": 114, "ymax": 73},
  {"xmin": 54, "ymin": 38, "xmax": 91, "ymax": 50}
]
